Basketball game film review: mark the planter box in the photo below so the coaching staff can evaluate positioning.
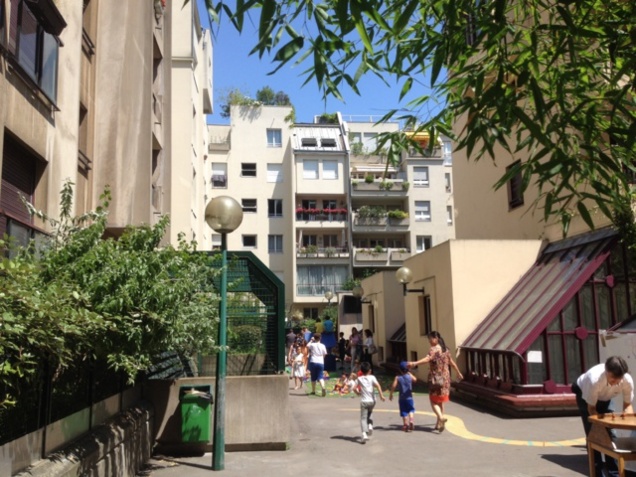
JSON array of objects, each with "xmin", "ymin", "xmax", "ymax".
[
  {"xmin": 391, "ymin": 251, "xmax": 411, "ymax": 261},
  {"xmin": 356, "ymin": 252, "xmax": 388, "ymax": 261},
  {"xmin": 355, "ymin": 217, "xmax": 388, "ymax": 226}
]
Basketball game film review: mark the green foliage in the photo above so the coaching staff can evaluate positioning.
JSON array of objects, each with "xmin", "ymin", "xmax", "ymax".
[
  {"xmin": 318, "ymin": 112, "xmax": 338, "ymax": 124},
  {"xmin": 256, "ymin": 86, "xmax": 291, "ymax": 106},
  {"xmin": 228, "ymin": 325, "xmax": 263, "ymax": 353},
  {"xmin": 202, "ymin": 0, "xmax": 636, "ymax": 236},
  {"xmin": 388, "ymin": 209, "xmax": 408, "ymax": 219},
  {"xmin": 364, "ymin": 174, "xmax": 375, "ymax": 184},
  {"xmin": 0, "ymin": 180, "xmax": 221, "ymax": 407},
  {"xmin": 358, "ymin": 205, "xmax": 387, "ymax": 219},
  {"xmin": 319, "ymin": 304, "xmax": 338, "ymax": 326},
  {"xmin": 218, "ymin": 88, "xmax": 259, "ymax": 118}
]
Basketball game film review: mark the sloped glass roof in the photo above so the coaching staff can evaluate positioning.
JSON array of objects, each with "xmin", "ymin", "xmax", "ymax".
[{"xmin": 461, "ymin": 228, "xmax": 618, "ymax": 356}]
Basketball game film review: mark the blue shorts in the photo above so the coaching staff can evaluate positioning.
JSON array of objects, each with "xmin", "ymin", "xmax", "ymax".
[
  {"xmin": 308, "ymin": 362, "xmax": 324, "ymax": 382},
  {"xmin": 399, "ymin": 397, "xmax": 415, "ymax": 417}
]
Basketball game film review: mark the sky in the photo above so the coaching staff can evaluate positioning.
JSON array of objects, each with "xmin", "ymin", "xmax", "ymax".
[{"xmin": 196, "ymin": 1, "xmax": 443, "ymax": 126}]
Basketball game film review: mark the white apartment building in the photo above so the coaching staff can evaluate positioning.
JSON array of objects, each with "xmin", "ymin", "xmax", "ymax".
[{"xmin": 207, "ymin": 107, "xmax": 455, "ymax": 319}]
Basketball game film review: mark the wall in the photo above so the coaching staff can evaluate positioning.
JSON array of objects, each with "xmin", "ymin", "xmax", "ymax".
[{"xmin": 146, "ymin": 375, "xmax": 290, "ymax": 452}]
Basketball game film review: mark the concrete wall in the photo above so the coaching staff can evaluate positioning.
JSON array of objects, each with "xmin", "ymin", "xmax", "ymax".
[
  {"xmin": 146, "ymin": 375, "xmax": 290, "ymax": 453},
  {"xmin": 11, "ymin": 403, "xmax": 153, "ymax": 477}
]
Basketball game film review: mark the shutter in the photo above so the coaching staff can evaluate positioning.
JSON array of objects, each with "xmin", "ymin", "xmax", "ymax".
[
  {"xmin": 8, "ymin": 0, "xmax": 20, "ymax": 53},
  {"xmin": 1, "ymin": 135, "xmax": 36, "ymax": 225}
]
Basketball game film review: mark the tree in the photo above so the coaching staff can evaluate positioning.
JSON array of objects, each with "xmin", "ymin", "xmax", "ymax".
[
  {"xmin": 0, "ymin": 181, "xmax": 221, "ymax": 408},
  {"xmin": 201, "ymin": 0, "xmax": 636, "ymax": 236}
]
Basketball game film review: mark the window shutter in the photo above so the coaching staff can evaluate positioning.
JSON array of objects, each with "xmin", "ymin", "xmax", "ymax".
[
  {"xmin": 9, "ymin": 0, "xmax": 20, "ymax": 53},
  {"xmin": 1, "ymin": 136, "xmax": 36, "ymax": 228}
]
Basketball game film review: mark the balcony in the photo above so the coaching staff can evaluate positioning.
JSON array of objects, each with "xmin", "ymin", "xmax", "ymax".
[
  {"xmin": 295, "ymin": 209, "xmax": 348, "ymax": 223},
  {"xmin": 351, "ymin": 179, "xmax": 409, "ymax": 197},
  {"xmin": 353, "ymin": 247, "xmax": 412, "ymax": 267},
  {"xmin": 352, "ymin": 213, "xmax": 409, "ymax": 233},
  {"xmin": 296, "ymin": 246, "xmax": 350, "ymax": 260}
]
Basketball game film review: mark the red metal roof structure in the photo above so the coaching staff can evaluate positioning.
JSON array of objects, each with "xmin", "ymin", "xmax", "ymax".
[{"xmin": 461, "ymin": 227, "xmax": 618, "ymax": 357}]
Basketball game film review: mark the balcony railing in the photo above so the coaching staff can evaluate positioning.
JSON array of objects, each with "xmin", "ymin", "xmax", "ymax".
[
  {"xmin": 296, "ymin": 210, "xmax": 348, "ymax": 222},
  {"xmin": 353, "ymin": 247, "xmax": 412, "ymax": 266},
  {"xmin": 296, "ymin": 246, "xmax": 350, "ymax": 259},
  {"xmin": 350, "ymin": 179, "xmax": 410, "ymax": 193}
]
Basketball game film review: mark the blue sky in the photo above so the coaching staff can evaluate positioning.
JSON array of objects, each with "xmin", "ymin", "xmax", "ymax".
[{"xmin": 197, "ymin": 1, "xmax": 442, "ymax": 126}]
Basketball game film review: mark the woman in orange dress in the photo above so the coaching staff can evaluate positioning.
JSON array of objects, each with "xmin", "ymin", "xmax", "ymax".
[{"xmin": 409, "ymin": 331, "xmax": 463, "ymax": 432}]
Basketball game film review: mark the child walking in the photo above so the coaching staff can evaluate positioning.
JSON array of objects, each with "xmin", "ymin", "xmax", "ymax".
[
  {"xmin": 389, "ymin": 361, "xmax": 417, "ymax": 432},
  {"xmin": 354, "ymin": 361, "xmax": 385, "ymax": 443}
]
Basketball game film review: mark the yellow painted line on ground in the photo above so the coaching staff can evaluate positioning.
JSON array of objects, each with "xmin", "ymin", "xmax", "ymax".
[{"xmin": 341, "ymin": 408, "xmax": 586, "ymax": 447}]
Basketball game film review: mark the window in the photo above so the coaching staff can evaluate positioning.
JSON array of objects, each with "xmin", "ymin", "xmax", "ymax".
[
  {"xmin": 416, "ymin": 236, "xmax": 432, "ymax": 252},
  {"xmin": 445, "ymin": 172, "xmax": 452, "ymax": 192},
  {"xmin": 506, "ymin": 161, "xmax": 524, "ymax": 209},
  {"xmin": 267, "ymin": 163, "xmax": 283, "ymax": 183},
  {"xmin": 443, "ymin": 140, "xmax": 453, "ymax": 165},
  {"xmin": 212, "ymin": 163, "xmax": 227, "ymax": 188},
  {"xmin": 322, "ymin": 160, "xmax": 338, "ymax": 179},
  {"xmin": 211, "ymin": 234, "xmax": 221, "ymax": 250},
  {"xmin": 267, "ymin": 129, "xmax": 282, "ymax": 147},
  {"xmin": 301, "ymin": 137, "xmax": 317, "ymax": 147},
  {"xmin": 268, "ymin": 235, "xmax": 283, "ymax": 253},
  {"xmin": 322, "ymin": 199, "xmax": 337, "ymax": 210},
  {"xmin": 303, "ymin": 308, "xmax": 319, "ymax": 320},
  {"xmin": 241, "ymin": 163, "xmax": 256, "ymax": 177},
  {"xmin": 419, "ymin": 295, "xmax": 432, "ymax": 336},
  {"xmin": 242, "ymin": 235, "xmax": 257, "ymax": 248},
  {"xmin": 242, "ymin": 199, "xmax": 257, "ymax": 213},
  {"xmin": 447, "ymin": 205, "xmax": 453, "ymax": 225},
  {"xmin": 413, "ymin": 167, "xmax": 429, "ymax": 187},
  {"xmin": 296, "ymin": 265, "xmax": 348, "ymax": 296},
  {"xmin": 268, "ymin": 199, "xmax": 283, "ymax": 217},
  {"xmin": 362, "ymin": 133, "xmax": 377, "ymax": 152},
  {"xmin": 321, "ymin": 138, "xmax": 336, "ymax": 147},
  {"xmin": 303, "ymin": 160, "xmax": 318, "ymax": 179},
  {"xmin": 414, "ymin": 201, "xmax": 431, "ymax": 221},
  {"xmin": 323, "ymin": 234, "xmax": 338, "ymax": 247},
  {"xmin": 302, "ymin": 235, "xmax": 318, "ymax": 247},
  {"xmin": 8, "ymin": 0, "xmax": 62, "ymax": 102}
]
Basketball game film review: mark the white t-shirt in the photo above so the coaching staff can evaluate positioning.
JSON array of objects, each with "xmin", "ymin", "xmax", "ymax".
[
  {"xmin": 577, "ymin": 363, "xmax": 634, "ymax": 405},
  {"xmin": 357, "ymin": 374, "xmax": 379, "ymax": 403},
  {"xmin": 307, "ymin": 341, "xmax": 328, "ymax": 364}
]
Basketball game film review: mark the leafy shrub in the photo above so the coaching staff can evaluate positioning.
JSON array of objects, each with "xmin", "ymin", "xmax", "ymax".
[{"xmin": 229, "ymin": 325, "xmax": 263, "ymax": 353}]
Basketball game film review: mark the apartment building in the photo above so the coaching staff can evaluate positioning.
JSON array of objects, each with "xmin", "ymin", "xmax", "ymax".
[
  {"xmin": 0, "ymin": 0, "xmax": 212, "ymax": 249},
  {"xmin": 207, "ymin": 107, "xmax": 456, "ymax": 321}
]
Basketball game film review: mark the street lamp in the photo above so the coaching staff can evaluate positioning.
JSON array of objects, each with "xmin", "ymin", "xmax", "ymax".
[
  {"xmin": 205, "ymin": 196, "xmax": 243, "ymax": 471},
  {"xmin": 395, "ymin": 266, "xmax": 424, "ymax": 296},
  {"xmin": 352, "ymin": 285, "xmax": 371, "ymax": 304},
  {"xmin": 324, "ymin": 290, "xmax": 334, "ymax": 304}
]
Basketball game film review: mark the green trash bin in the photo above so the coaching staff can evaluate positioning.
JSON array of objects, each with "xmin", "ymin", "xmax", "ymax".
[{"xmin": 180, "ymin": 386, "xmax": 213, "ymax": 443}]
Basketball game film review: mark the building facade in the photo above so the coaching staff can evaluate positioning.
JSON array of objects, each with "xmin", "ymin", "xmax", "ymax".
[
  {"xmin": 207, "ymin": 107, "xmax": 456, "ymax": 323},
  {"xmin": 0, "ymin": 0, "xmax": 212, "ymax": 250}
]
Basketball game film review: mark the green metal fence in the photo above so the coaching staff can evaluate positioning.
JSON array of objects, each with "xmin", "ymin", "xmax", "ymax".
[{"xmin": 196, "ymin": 251, "xmax": 285, "ymax": 376}]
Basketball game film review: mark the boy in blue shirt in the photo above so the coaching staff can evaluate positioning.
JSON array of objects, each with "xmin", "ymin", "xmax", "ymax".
[{"xmin": 389, "ymin": 361, "xmax": 417, "ymax": 432}]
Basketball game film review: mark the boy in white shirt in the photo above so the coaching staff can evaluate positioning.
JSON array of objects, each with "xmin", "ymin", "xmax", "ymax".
[{"xmin": 354, "ymin": 361, "xmax": 385, "ymax": 443}]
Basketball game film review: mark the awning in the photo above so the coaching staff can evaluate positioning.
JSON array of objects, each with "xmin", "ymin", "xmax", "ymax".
[
  {"xmin": 461, "ymin": 227, "xmax": 618, "ymax": 356},
  {"xmin": 388, "ymin": 323, "xmax": 406, "ymax": 343}
]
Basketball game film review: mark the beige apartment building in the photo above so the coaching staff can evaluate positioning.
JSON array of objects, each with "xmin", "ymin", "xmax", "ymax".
[
  {"xmin": 0, "ymin": 0, "xmax": 211, "ymax": 250},
  {"xmin": 207, "ymin": 106, "xmax": 456, "ymax": 328}
]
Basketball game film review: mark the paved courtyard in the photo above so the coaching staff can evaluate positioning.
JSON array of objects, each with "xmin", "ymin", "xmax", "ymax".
[{"xmin": 139, "ymin": 375, "xmax": 599, "ymax": 477}]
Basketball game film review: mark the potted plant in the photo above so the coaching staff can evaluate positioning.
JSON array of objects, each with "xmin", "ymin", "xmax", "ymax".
[
  {"xmin": 380, "ymin": 181, "xmax": 394, "ymax": 190},
  {"xmin": 306, "ymin": 244, "xmax": 318, "ymax": 255},
  {"xmin": 388, "ymin": 210, "xmax": 409, "ymax": 220},
  {"xmin": 364, "ymin": 174, "xmax": 375, "ymax": 184},
  {"xmin": 402, "ymin": 181, "xmax": 410, "ymax": 191},
  {"xmin": 325, "ymin": 247, "xmax": 337, "ymax": 257}
]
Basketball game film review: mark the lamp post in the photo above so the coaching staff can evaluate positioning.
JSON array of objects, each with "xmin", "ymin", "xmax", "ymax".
[
  {"xmin": 395, "ymin": 266, "xmax": 424, "ymax": 296},
  {"xmin": 205, "ymin": 196, "xmax": 243, "ymax": 471},
  {"xmin": 324, "ymin": 290, "xmax": 334, "ymax": 305}
]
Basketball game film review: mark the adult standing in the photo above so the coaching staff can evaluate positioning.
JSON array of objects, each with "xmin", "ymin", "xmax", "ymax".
[
  {"xmin": 348, "ymin": 327, "xmax": 361, "ymax": 367},
  {"xmin": 285, "ymin": 328, "xmax": 297, "ymax": 364},
  {"xmin": 409, "ymin": 331, "xmax": 463, "ymax": 432},
  {"xmin": 571, "ymin": 356, "xmax": 634, "ymax": 477},
  {"xmin": 307, "ymin": 333, "xmax": 328, "ymax": 396},
  {"xmin": 361, "ymin": 329, "xmax": 375, "ymax": 371}
]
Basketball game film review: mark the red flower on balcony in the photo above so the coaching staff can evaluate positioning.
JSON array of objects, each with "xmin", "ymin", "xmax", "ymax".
[{"xmin": 296, "ymin": 207, "xmax": 304, "ymax": 213}]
